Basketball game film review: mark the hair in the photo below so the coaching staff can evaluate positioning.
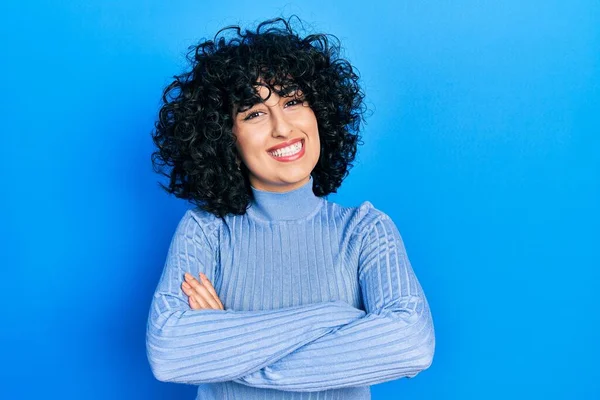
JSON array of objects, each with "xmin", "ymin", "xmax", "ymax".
[{"xmin": 150, "ymin": 15, "xmax": 368, "ymax": 218}]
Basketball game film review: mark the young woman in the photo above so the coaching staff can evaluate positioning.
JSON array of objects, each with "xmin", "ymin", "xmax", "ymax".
[{"xmin": 146, "ymin": 15, "xmax": 435, "ymax": 400}]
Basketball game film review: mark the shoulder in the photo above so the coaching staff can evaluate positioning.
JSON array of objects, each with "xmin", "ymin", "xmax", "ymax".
[
  {"xmin": 350, "ymin": 202, "xmax": 409, "ymax": 269},
  {"xmin": 350, "ymin": 200, "xmax": 396, "ymax": 237},
  {"xmin": 322, "ymin": 199, "xmax": 396, "ymax": 238},
  {"xmin": 174, "ymin": 207, "xmax": 222, "ymax": 248}
]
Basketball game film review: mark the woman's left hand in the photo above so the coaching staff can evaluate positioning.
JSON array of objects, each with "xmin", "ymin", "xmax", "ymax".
[{"xmin": 181, "ymin": 272, "xmax": 225, "ymax": 310}]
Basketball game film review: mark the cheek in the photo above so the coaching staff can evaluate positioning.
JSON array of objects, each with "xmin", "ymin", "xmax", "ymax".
[
  {"xmin": 233, "ymin": 138, "xmax": 245, "ymax": 157},
  {"xmin": 312, "ymin": 134, "xmax": 320, "ymax": 153},
  {"xmin": 236, "ymin": 136, "xmax": 266, "ymax": 161},
  {"xmin": 232, "ymin": 127, "xmax": 254, "ymax": 153},
  {"xmin": 300, "ymin": 110, "xmax": 319, "ymax": 135},
  {"xmin": 309, "ymin": 118, "xmax": 320, "ymax": 142}
]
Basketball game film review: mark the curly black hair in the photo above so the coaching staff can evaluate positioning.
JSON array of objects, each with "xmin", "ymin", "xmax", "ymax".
[{"xmin": 150, "ymin": 15, "xmax": 368, "ymax": 218}]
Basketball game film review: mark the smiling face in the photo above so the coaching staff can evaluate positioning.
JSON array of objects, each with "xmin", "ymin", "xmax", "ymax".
[{"xmin": 231, "ymin": 81, "xmax": 321, "ymax": 193}]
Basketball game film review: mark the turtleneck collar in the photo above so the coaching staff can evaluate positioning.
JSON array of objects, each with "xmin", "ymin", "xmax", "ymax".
[{"xmin": 247, "ymin": 175, "xmax": 325, "ymax": 222}]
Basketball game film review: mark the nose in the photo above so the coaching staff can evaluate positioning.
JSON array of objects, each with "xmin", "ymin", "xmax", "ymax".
[{"xmin": 270, "ymin": 103, "xmax": 293, "ymax": 137}]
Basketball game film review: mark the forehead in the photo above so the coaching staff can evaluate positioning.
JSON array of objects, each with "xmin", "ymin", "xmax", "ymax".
[
  {"xmin": 253, "ymin": 84, "xmax": 301, "ymax": 105},
  {"xmin": 254, "ymin": 78, "xmax": 301, "ymax": 99},
  {"xmin": 232, "ymin": 78, "xmax": 302, "ymax": 114}
]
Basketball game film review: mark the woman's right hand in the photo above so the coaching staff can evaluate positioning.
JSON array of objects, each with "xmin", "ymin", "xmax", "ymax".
[{"xmin": 181, "ymin": 272, "xmax": 225, "ymax": 310}]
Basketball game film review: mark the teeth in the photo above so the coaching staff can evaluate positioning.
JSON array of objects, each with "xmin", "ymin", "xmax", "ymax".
[{"xmin": 269, "ymin": 141, "xmax": 302, "ymax": 157}]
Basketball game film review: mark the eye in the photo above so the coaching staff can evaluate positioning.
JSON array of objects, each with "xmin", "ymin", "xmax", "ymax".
[
  {"xmin": 285, "ymin": 98, "xmax": 305, "ymax": 107},
  {"xmin": 244, "ymin": 111, "xmax": 263, "ymax": 121}
]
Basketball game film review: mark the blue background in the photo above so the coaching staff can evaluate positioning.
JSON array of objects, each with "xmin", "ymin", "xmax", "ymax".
[{"xmin": 2, "ymin": 1, "xmax": 598, "ymax": 399}]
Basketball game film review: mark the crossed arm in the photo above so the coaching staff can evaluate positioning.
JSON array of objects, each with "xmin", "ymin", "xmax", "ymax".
[
  {"xmin": 146, "ymin": 210, "xmax": 365, "ymax": 384},
  {"xmin": 146, "ymin": 209, "xmax": 435, "ymax": 390},
  {"xmin": 232, "ymin": 214, "xmax": 435, "ymax": 391}
]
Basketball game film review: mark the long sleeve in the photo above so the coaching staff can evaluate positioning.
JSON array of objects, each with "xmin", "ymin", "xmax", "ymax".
[
  {"xmin": 145, "ymin": 210, "xmax": 366, "ymax": 385},
  {"xmin": 233, "ymin": 212, "xmax": 435, "ymax": 392}
]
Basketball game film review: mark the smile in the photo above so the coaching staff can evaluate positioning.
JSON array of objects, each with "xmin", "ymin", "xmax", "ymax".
[{"xmin": 267, "ymin": 139, "xmax": 305, "ymax": 162}]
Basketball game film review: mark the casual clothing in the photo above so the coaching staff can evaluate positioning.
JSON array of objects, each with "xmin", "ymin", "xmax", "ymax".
[{"xmin": 146, "ymin": 176, "xmax": 435, "ymax": 399}]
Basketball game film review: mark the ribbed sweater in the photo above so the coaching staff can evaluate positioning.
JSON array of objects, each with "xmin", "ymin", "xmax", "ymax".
[{"xmin": 146, "ymin": 176, "xmax": 435, "ymax": 400}]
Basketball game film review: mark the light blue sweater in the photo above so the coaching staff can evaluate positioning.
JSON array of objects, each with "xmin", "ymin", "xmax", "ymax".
[{"xmin": 146, "ymin": 176, "xmax": 435, "ymax": 399}]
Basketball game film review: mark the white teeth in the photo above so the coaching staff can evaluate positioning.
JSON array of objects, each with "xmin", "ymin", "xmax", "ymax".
[{"xmin": 269, "ymin": 141, "xmax": 303, "ymax": 157}]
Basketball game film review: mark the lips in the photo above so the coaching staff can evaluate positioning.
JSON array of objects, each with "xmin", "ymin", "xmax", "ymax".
[
  {"xmin": 267, "ymin": 139, "xmax": 305, "ymax": 162},
  {"xmin": 266, "ymin": 138, "xmax": 303, "ymax": 152}
]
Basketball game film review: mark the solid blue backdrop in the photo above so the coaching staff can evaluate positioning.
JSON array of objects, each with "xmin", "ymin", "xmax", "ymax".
[{"xmin": 1, "ymin": 1, "xmax": 598, "ymax": 399}]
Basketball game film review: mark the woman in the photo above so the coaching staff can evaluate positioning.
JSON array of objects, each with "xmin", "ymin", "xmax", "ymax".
[{"xmin": 146, "ymin": 15, "xmax": 435, "ymax": 400}]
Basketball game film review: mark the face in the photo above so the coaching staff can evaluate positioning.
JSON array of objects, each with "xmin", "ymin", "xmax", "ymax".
[{"xmin": 231, "ymin": 82, "xmax": 320, "ymax": 193}]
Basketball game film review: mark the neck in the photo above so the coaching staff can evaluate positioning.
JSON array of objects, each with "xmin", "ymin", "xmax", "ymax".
[{"xmin": 247, "ymin": 175, "xmax": 324, "ymax": 222}]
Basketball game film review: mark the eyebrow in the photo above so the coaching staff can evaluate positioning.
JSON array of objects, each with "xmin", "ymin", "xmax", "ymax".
[
  {"xmin": 234, "ymin": 88, "xmax": 304, "ymax": 116},
  {"xmin": 235, "ymin": 102, "xmax": 258, "ymax": 115},
  {"xmin": 279, "ymin": 86, "xmax": 301, "ymax": 97}
]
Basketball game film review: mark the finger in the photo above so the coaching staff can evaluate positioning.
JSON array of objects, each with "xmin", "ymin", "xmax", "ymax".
[
  {"xmin": 188, "ymin": 292, "xmax": 198, "ymax": 309},
  {"xmin": 184, "ymin": 273, "xmax": 220, "ymax": 310},
  {"xmin": 182, "ymin": 282, "xmax": 210, "ymax": 309},
  {"xmin": 200, "ymin": 273, "xmax": 224, "ymax": 310},
  {"xmin": 181, "ymin": 281, "xmax": 196, "ymax": 298},
  {"xmin": 188, "ymin": 295, "xmax": 203, "ymax": 310},
  {"xmin": 183, "ymin": 284, "xmax": 200, "ymax": 310},
  {"xmin": 200, "ymin": 274, "xmax": 224, "ymax": 310}
]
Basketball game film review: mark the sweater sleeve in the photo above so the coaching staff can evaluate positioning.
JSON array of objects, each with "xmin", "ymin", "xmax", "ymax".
[
  {"xmin": 146, "ymin": 210, "xmax": 366, "ymax": 385},
  {"xmin": 232, "ymin": 210, "xmax": 435, "ymax": 392}
]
